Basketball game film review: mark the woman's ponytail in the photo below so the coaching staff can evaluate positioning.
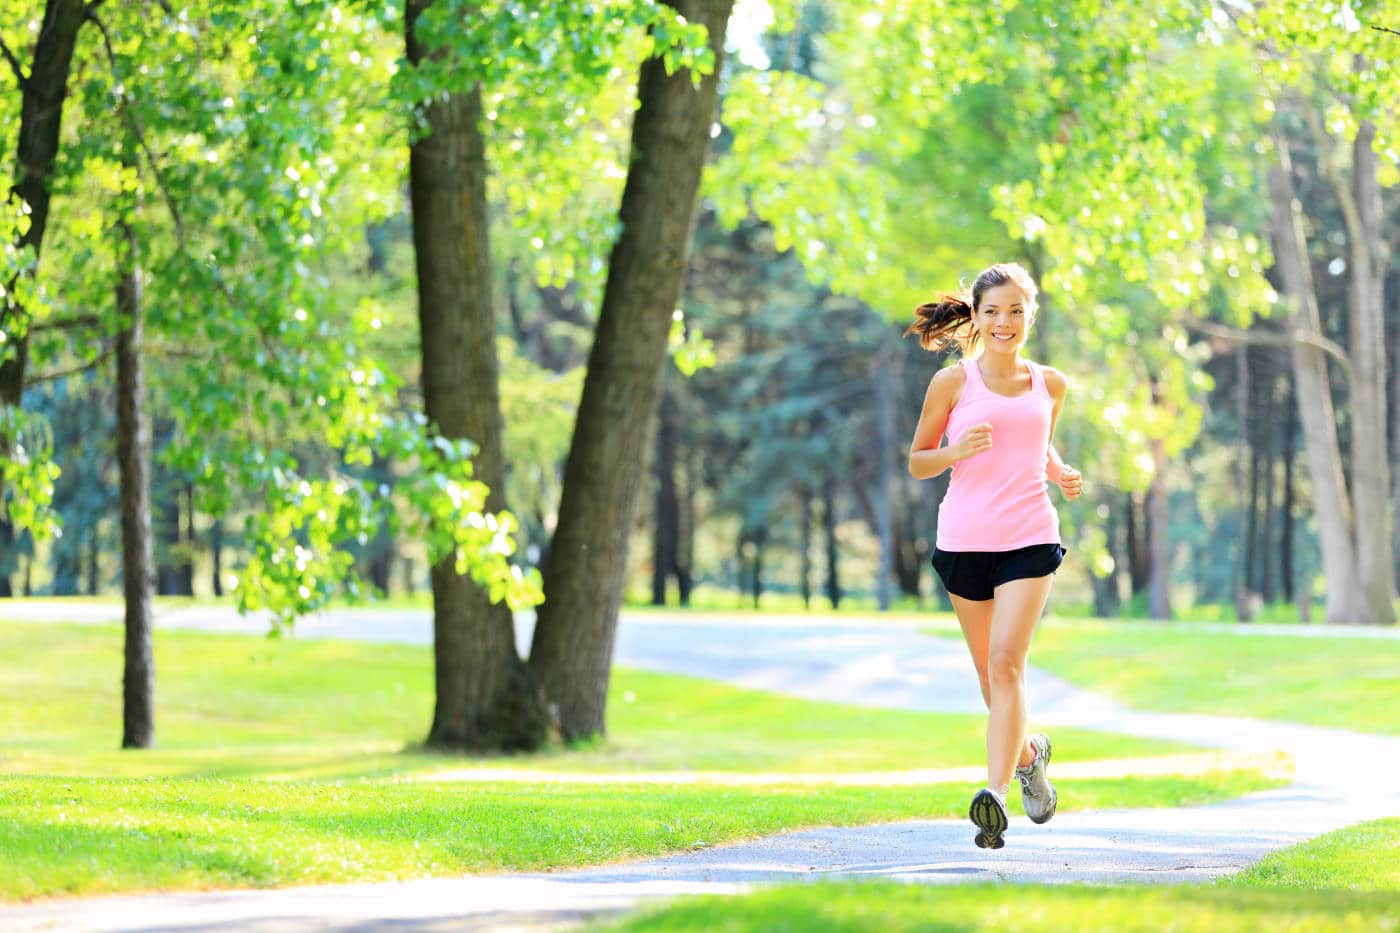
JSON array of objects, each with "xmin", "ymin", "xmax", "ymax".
[{"xmin": 904, "ymin": 292, "xmax": 978, "ymax": 352}]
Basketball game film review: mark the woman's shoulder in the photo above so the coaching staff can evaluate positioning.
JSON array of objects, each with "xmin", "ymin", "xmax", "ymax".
[
  {"xmin": 924, "ymin": 359, "xmax": 969, "ymax": 410},
  {"xmin": 1033, "ymin": 361, "xmax": 1068, "ymax": 398},
  {"xmin": 932, "ymin": 359, "xmax": 969, "ymax": 389}
]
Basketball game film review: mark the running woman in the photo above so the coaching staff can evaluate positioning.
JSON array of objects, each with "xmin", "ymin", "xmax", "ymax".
[{"xmin": 905, "ymin": 262, "xmax": 1083, "ymax": 850}]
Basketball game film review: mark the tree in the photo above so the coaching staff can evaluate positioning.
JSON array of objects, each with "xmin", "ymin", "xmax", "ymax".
[
  {"xmin": 4, "ymin": 0, "xmax": 541, "ymax": 747},
  {"xmin": 1238, "ymin": 0, "xmax": 1399, "ymax": 623},
  {"xmin": 1266, "ymin": 122, "xmax": 1395, "ymax": 624},
  {"xmin": 530, "ymin": 0, "xmax": 734, "ymax": 740},
  {"xmin": 114, "ymin": 183, "xmax": 153, "ymax": 748},
  {"xmin": 1, "ymin": 0, "xmax": 87, "ymax": 546},
  {"xmin": 404, "ymin": 0, "xmax": 548, "ymax": 750}
]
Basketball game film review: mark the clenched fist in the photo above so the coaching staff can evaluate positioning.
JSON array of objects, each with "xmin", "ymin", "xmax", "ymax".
[
  {"xmin": 1057, "ymin": 465, "xmax": 1083, "ymax": 500},
  {"xmin": 953, "ymin": 423, "xmax": 993, "ymax": 461}
]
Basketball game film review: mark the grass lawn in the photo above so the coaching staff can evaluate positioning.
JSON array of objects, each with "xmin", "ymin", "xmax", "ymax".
[
  {"xmin": 927, "ymin": 618, "xmax": 1400, "ymax": 735},
  {"xmin": 597, "ymin": 818, "xmax": 1400, "ymax": 932},
  {"xmin": 0, "ymin": 620, "xmax": 1280, "ymax": 901},
  {"xmin": 1229, "ymin": 818, "xmax": 1400, "ymax": 891},
  {"xmin": 5, "ymin": 621, "xmax": 1210, "ymax": 780},
  {"xmin": 0, "ymin": 771, "xmax": 1278, "ymax": 901},
  {"xmin": 595, "ymin": 881, "xmax": 1399, "ymax": 932}
]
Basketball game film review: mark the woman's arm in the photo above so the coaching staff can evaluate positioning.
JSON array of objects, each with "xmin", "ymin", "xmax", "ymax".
[
  {"xmin": 1043, "ymin": 367, "xmax": 1083, "ymax": 500},
  {"xmin": 908, "ymin": 364, "xmax": 989, "ymax": 479},
  {"xmin": 1046, "ymin": 444, "xmax": 1065, "ymax": 483}
]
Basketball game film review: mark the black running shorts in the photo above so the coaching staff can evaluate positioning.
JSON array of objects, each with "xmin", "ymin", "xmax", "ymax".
[{"xmin": 930, "ymin": 543, "xmax": 1067, "ymax": 602}]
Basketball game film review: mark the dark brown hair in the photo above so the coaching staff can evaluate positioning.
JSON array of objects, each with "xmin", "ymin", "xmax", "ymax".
[{"xmin": 905, "ymin": 262, "xmax": 1039, "ymax": 353}]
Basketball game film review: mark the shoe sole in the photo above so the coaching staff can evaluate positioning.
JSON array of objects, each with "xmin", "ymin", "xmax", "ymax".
[
  {"xmin": 1027, "ymin": 736, "xmax": 1057, "ymax": 826},
  {"xmin": 969, "ymin": 790, "xmax": 1007, "ymax": 849}
]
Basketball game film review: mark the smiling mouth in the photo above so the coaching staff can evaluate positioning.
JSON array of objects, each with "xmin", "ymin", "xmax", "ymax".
[{"xmin": 991, "ymin": 333, "xmax": 1015, "ymax": 342}]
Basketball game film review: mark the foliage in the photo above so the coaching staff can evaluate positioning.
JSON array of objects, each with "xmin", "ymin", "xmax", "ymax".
[
  {"xmin": 0, "ymin": 406, "xmax": 59, "ymax": 543},
  {"xmin": 700, "ymin": 0, "xmax": 1313, "ymax": 590}
]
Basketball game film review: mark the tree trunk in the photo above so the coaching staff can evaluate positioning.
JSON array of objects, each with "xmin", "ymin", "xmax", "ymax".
[
  {"xmin": 651, "ymin": 385, "xmax": 679, "ymax": 606},
  {"xmin": 1147, "ymin": 438, "xmax": 1171, "ymax": 620},
  {"xmin": 1282, "ymin": 368, "xmax": 1296, "ymax": 603},
  {"xmin": 528, "ymin": 0, "xmax": 733, "ymax": 741},
  {"xmin": 154, "ymin": 478, "xmax": 194, "ymax": 597},
  {"xmin": 1340, "ymin": 121, "xmax": 1396, "ymax": 623},
  {"xmin": 0, "ymin": 519, "xmax": 14, "ymax": 596},
  {"xmin": 1391, "ymin": 254, "xmax": 1400, "ymax": 593},
  {"xmin": 1125, "ymin": 492, "xmax": 1149, "ymax": 597},
  {"xmin": 211, "ymin": 516, "xmax": 224, "ymax": 597},
  {"xmin": 153, "ymin": 429, "xmax": 182, "ymax": 596},
  {"xmin": 1267, "ymin": 136, "xmax": 1368, "ymax": 623},
  {"xmin": 182, "ymin": 483, "xmax": 196, "ymax": 595},
  {"xmin": 1091, "ymin": 493, "xmax": 1121, "ymax": 618},
  {"xmin": 823, "ymin": 468, "xmax": 841, "ymax": 609},
  {"xmin": 739, "ymin": 523, "xmax": 750, "ymax": 596},
  {"xmin": 115, "ymin": 216, "xmax": 154, "ymax": 749},
  {"xmin": 1234, "ymin": 344, "xmax": 1254, "ymax": 621},
  {"xmin": 1, "ymin": 0, "xmax": 87, "ymax": 498},
  {"xmin": 799, "ymin": 483, "xmax": 812, "ymax": 609},
  {"xmin": 677, "ymin": 437, "xmax": 694, "ymax": 606},
  {"xmin": 751, "ymin": 528, "xmax": 764, "ymax": 609},
  {"xmin": 1260, "ymin": 379, "xmax": 1278, "ymax": 604},
  {"xmin": 1391, "ymin": 262, "xmax": 1400, "ymax": 594},
  {"xmin": 86, "ymin": 528, "xmax": 99, "ymax": 596},
  {"xmin": 873, "ymin": 337, "xmax": 894, "ymax": 611},
  {"xmin": 1245, "ymin": 408, "xmax": 1260, "ymax": 596},
  {"xmin": 892, "ymin": 479, "xmax": 924, "ymax": 599},
  {"xmin": 407, "ymin": 0, "xmax": 547, "ymax": 750}
]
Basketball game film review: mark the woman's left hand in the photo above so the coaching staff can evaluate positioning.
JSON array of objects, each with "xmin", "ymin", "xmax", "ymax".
[{"xmin": 1058, "ymin": 465, "xmax": 1083, "ymax": 500}]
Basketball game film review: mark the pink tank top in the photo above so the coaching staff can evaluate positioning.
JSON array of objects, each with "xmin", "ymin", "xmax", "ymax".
[{"xmin": 936, "ymin": 357, "xmax": 1060, "ymax": 552}]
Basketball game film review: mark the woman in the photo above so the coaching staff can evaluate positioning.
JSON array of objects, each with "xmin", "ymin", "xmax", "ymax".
[{"xmin": 905, "ymin": 261, "xmax": 1084, "ymax": 849}]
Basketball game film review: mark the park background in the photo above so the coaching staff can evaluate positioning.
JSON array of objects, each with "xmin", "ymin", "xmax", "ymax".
[{"xmin": 2, "ymin": 0, "xmax": 1399, "ymax": 927}]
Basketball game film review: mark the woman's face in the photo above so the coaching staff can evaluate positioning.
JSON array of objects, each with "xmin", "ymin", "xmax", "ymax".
[{"xmin": 973, "ymin": 282, "xmax": 1033, "ymax": 355}]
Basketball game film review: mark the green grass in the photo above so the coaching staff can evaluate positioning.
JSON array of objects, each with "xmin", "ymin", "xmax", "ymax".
[
  {"xmin": 1229, "ymin": 818, "xmax": 1400, "ymax": 891},
  {"xmin": 927, "ymin": 618, "xmax": 1400, "ymax": 735},
  {"xmin": 3, "ymin": 620, "xmax": 1205, "ymax": 779},
  {"xmin": 594, "ymin": 881, "xmax": 1399, "ymax": 932},
  {"xmin": 0, "ymin": 770, "xmax": 1279, "ymax": 901},
  {"xmin": 596, "ymin": 818, "xmax": 1400, "ymax": 931},
  {"xmin": 0, "ymin": 619, "xmax": 1282, "ymax": 900}
]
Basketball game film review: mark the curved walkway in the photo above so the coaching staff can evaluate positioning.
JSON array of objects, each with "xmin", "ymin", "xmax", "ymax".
[{"xmin": 2, "ymin": 607, "xmax": 1398, "ymax": 932}]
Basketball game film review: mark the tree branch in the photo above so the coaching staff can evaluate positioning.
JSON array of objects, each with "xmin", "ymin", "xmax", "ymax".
[
  {"xmin": 1181, "ymin": 318, "xmax": 1353, "ymax": 381},
  {"xmin": 29, "ymin": 347, "xmax": 115, "ymax": 384},
  {"xmin": 87, "ymin": 9, "xmax": 188, "ymax": 244},
  {"xmin": 30, "ymin": 313, "xmax": 101, "ymax": 333},
  {"xmin": 1370, "ymin": 24, "xmax": 1400, "ymax": 37},
  {"xmin": 0, "ymin": 34, "xmax": 27, "ymax": 90},
  {"xmin": 1302, "ymin": 102, "xmax": 1363, "ymax": 248}
]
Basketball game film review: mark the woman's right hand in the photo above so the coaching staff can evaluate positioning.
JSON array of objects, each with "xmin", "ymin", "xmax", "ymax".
[{"xmin": 952, "ymin": 423, "xmax": 993, "ymax": 461}]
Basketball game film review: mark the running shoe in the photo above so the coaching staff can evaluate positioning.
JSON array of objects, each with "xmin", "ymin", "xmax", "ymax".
[
  {"xmin": 969, "ymin": 788, "xmax": 1009, "ymax": 849},
  {"xmin": 1015, "ymin": 733, "xmax": 1057, "ymax": 825}
]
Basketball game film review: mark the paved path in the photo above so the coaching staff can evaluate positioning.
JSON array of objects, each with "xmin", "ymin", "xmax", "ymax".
[{"xmin": 3, "ymin": 604, "xmax": 1399, "ymax": 932}]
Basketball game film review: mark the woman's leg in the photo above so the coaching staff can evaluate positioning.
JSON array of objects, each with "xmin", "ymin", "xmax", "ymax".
[
  {"xmin": 951, "ymin": 593, "xmax": 1035, "ymax": 769},
  {"xmin": 984, "ymin": 575, "xmax": 1055, "ymax": 791}
]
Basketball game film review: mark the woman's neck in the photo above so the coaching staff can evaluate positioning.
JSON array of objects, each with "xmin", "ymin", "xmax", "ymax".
[{"xmin": 977, "ymin": 350, "xmax": 1024, "ymax": 378}]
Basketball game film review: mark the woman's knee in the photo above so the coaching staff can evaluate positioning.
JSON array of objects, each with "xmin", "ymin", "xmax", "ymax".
[{"xmin": 987, "ymin": 646, "xmax": 1025, "ymax": 685}]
